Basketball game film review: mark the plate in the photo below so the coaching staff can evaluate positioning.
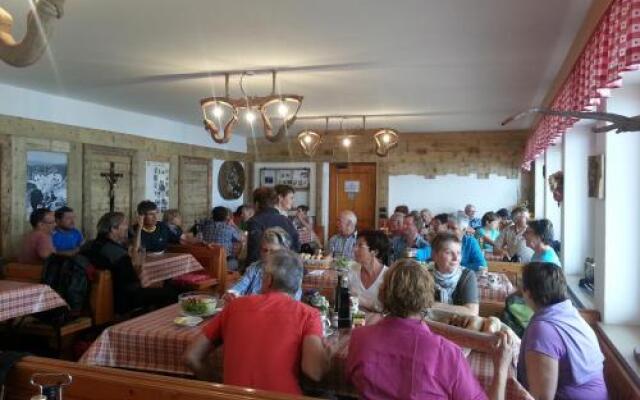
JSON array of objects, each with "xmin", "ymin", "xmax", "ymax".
[
  {"xmin": 174, "ymin": 316, "xmax": 203, "ymax": 327},
  {"xmin": 147, "ymin": 251, "xmax": 165, "ymax": 257}
]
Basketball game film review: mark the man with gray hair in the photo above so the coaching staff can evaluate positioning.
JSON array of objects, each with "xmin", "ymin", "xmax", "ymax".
[
  {"xmin": 186, "ymin": 249, "xmax": 331, "ymax": 395},
  {"xmin": 327, "ymin": 210, "xmax": 358, "ymax": 260}
]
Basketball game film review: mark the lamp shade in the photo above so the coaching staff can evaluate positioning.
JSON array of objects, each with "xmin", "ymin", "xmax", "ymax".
[
  {"xmin": 373, "ymin": 128, "xmax": 399, "ymax": 156},
  {"xmin": 260, "ymin": 95, "xmax": 303, "ymax": 142},
  {"xmin": 201, "ymin": 99, "xmax": 238, "ymax": 144},
  {"xmin": 297, "ymin": 129, "xmax": 322, "ymax": 156}
]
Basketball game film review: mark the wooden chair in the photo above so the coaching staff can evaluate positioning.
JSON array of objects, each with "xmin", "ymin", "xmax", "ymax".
[
  {"xmin": 6, "ymin": 356, "xmax": 313, "ymax": 400},
  {"xmin": 487, "ymin": 261, "xmax": 525, "ymax": 287},
  {"xmin": 168, "ymin": 244, "xmax": 229, "ymax": 295},
  {"xmin": 89, "ymin": 269, "xmax": 114, "ymax": 326},
  {"xmin": 1, "ymin": 262, "xmax": 43, "ymax": 282}
]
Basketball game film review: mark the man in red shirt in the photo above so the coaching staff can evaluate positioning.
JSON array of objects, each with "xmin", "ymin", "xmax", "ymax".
[
  {"xmin": 18, "ymin": 208, "xmax": 56, "ymax": 264},
  {"xmin": 185, "ymin": 249, "xmax": 330, "ymax": 395}
]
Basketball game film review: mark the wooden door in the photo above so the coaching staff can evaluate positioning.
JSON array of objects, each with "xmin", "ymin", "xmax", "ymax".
[
  {"xmin": 179, "ymin": 156, "xmax": 212, "ymax": 228},
  {"xmin": 329, "ymin": 163, "xmax": 376, "ymax": 237}
]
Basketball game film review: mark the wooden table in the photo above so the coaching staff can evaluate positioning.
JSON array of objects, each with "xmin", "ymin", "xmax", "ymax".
[
  {"xmin": 0, "ymin": 280, "xmax": 68, "ymax": 322},
  {"xmin": 80, "ymin": 304, "xmax": 532, "ymax": 399},
  {"xmin": 139, "ymin": 253, "xmax": 205, "ymax": 288}
]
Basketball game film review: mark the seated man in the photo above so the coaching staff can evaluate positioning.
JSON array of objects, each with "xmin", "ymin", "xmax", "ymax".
[
  {"xmin": 432, "ymin": 214, "xmax": 486, "ymax": 271},
  {"xmin": 390, "ymin": 214, "xmax": 430, "ymax": 263},
  {"xmin": 327, "ymin": 210, "xmax": 358, "ymax": 260},
  {"xmin": 387, "ymin": 212, "xmax": 405, "ymax": 237},
  {"xmin": 494, "ymin": 206, "xmax": 534, "ymax": 263},
  {"xmin": 200, "ymin": 206, "xmax": 243, "ymax": 271},
  {"xmin": 52, "ymin": 206, "xmax": 84, "ymax": 256},
  {"xmin": 186, "ymin": 249, "xmax": 330, "ymax": 395},
  {"xmin": 458, "ymin": 204, "xmax": 482, "ymax": 233},
  {"xmin": 132, "ymin": 200, "xmax": 181, "ymax": 253},
  {"xmin": 232, "ymin": 204, "xmax": 254, "ymax": 231},
  {"xmin": 81, "ymin": 212, "xmax": 177, "ymax": 314},
  {"xmin": 18, "ymin": 208, "xmax": 56, "ymax": 264}
]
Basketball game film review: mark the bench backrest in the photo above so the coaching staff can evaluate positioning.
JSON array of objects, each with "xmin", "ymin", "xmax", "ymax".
[
  {"xmin": 6, "ymin": 356, "xmax": 310, "ymax": 400},
  {"xmin": 168, "ymin": 244, "xmax": 228, "ymax": 295}
]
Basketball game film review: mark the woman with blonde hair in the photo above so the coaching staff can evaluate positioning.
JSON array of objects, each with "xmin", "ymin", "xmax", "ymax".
[{"xmin": 346, "ymin": 259, "xmax": 512, "ymax": 400}]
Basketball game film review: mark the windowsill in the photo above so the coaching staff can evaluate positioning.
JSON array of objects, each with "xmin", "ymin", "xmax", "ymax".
[
  {"xmin": 566, "ymin": 274, "xmax": 595, "ymax": 310},
  {"xmin": 597, "ymin": 323, "xmax": 640, "ymax": 387}
]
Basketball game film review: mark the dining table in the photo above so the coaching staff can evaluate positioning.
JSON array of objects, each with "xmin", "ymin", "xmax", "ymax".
[
  {"xmin": 303, "ymin": 267, "xmax": 516, "ymax": 305},
  {"xmin": 80, "ymin": 303, "xmax": 533, "ymax": 399},
  {"xmin": 138, "ymin": 253, "xmax": 205, "ymax": 288},
  {"xmin": 0, "ymin": 279, "xmax": 68, "ymax": 322}
]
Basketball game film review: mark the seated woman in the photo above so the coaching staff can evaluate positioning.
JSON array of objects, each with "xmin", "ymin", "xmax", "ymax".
[
  {"xmin": 293, "ymin": 205, "xmax": 321, "ymax": 253},
  {"xmin": 162, "ymin": 209, "xmax": 200, "ymax": 244},
  {"xmin": 346, "ymin": 258, "xmax": 512, "ymax": 400},
  {"xmin": 222, "ymin": 227, "xmax": 301, "ymax": 302},
  {"xmin": 518, "ymin": 262, "xmax": 607, "ymax": 399},
  {"xmin": 349, "ymin": 230, "xmax": 390, "ymax": 312},
  {"xmin": 431, "ymin": 232, "xmax": 479, "ymax": 315},
  {"xmin": 475, "ymin": 211, "xmax": 500, "ymax": 252},
  {"xmin": 524, "ymin": 219, "xmax": 561, "ymax": 267}
]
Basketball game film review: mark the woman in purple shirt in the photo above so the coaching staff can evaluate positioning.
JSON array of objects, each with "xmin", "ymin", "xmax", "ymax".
[
  {"xmin": 346, "ymin": 259, "xmax": 513, "ymax": 400},
  {"xmin": 518, "ymin": 262, "xmax": 607, "ymax": 399}
]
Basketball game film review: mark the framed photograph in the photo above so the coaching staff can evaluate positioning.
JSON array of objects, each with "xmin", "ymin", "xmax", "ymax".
[
  {"xmin": 260, "ymin": 168, "xmax": 310, "ymax": 190},
  {"xmin": 588, "ymin": 154, "xmax": 604, "ymax": 199},
  {"xmin": 145, "ymin": 161, "xmax": 170, "ymax": 211},
  {"xmin": 25, "ymin": 151, "xmax": 68, "ymax": 219}
]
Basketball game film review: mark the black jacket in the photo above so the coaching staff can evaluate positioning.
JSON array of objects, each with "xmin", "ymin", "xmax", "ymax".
[{"xmin": 245, "ymin": 207, "xmax": 300, "ymax": 265}]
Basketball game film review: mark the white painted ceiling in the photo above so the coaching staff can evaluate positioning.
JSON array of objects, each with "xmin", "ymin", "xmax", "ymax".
[{"xmin": 0, "ymin": 0, "xmax": 593, "ymax": 135}]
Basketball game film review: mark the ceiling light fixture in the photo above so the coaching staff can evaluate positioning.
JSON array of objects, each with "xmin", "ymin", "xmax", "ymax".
[
  {"xmin": 200, "ymin": 71, "xmax": 303, "ymax": 144},
  {"xmin": 373, "ymin": 128, "xmax": 399, "ymax": 156},
  {"xmin": 297, "ymin": 117, "xmax": 326, "ymax": 157}
]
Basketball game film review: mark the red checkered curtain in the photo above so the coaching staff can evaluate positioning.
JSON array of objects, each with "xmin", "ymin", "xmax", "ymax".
[{"xmin": 523, "ymin": 0, "xmax": 640, "ymax": 169}]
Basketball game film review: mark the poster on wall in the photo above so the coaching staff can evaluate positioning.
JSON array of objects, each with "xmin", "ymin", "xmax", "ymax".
[
  {"xmin": 25, "ymin": 151, "xmax": 68, "ymax": 219},
  {"xmin": 145, "ymin": 161, "xmax": 170, "ymax": 212}
]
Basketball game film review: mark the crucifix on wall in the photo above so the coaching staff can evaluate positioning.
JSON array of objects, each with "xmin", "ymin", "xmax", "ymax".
[{"xmin": 100, "ymin": 162, "xmax": 123, "ymax": 213}]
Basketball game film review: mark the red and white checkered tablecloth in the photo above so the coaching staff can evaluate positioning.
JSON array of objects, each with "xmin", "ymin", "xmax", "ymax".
[
  {"xmin": 478, "ymin": 272, "xmax": 516, "ymax": 303},
  {"xmin": 139, "ymin": 253, "xmax": 204, "ymax": 288},
  {"xmin": 80, "ymin": 304, "xmax": 532, "ymax": 399},
  {"xmin": 79, "ymin": 304, "xmax": 201, "ymax": 374},
  {"xmin": 0, "ymin": 280, "xmax": 68, "ymax": 322},
  {"xmin": 303, "ymin": 270, "xmax": 515, "ymax": 305}
]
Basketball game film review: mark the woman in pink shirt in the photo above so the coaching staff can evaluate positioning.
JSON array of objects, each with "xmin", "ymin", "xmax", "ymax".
[{"xmin": 346, "ymin": 259, "xmax": 513, "ymax": 400}]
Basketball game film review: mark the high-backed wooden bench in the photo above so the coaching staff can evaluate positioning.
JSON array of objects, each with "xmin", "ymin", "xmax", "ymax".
[
  {"xmin": 168, "ymin": 244, "xmax": 231, "ymax": 295},
  {"xmin": 487, "ymin": 261, "xmax": 525, "ymax": 288},
  {"xmin": 2, "ymin": 262, "xmax": 114, "ymax": 326},
  {"xmin": 5, "ymin": 356, "xmax": 311, "ymax": 400}
]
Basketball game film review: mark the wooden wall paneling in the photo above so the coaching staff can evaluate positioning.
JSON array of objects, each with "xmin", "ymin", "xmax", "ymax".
[
  {"xmin": 179, "ymin": 156, "xmax": 212, "ymax": 229},
  {"xmin": 0, "ymin": 135, "xmax": 9, "ymax": 257},
  {"xmin": 83, "ymin": 145, "xmax": 134, "ymax": 239}
]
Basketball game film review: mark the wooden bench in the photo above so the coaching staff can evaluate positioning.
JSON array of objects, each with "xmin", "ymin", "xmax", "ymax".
[
  {"xmin": 5, "ymin": 356, "xmax": 311, "ymax": 400},
  {"xmin": 487, "ymin": 261, "xmax": 524, "ymax": 288},
  {"xmin": 168, "ymin": 244, "xmax": 232, "ymax": 295}
]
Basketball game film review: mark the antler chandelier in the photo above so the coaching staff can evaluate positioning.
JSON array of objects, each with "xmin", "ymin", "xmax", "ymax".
[{"xmin": 200, "ymin": 71, "xmax": 302, "ymax": 144}]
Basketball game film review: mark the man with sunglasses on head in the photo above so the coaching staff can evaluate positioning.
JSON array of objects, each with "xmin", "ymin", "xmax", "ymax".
[{"xmin": 18, "ymin": 208, "xmax": 56, "ymax": 264}]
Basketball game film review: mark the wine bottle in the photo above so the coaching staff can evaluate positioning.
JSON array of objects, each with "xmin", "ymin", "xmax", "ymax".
[{"xmin": 337, "ymin": 275, "xmax": 352, "ymax": 329}]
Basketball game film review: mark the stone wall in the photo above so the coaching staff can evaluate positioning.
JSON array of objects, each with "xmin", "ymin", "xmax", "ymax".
[
  {"xmin": 248, "ymin": 130, "xmax": 532, "ymax": 227},
  {"xmin": 0, "ymin": 114, "xmax": 246, "ymax": 257}
]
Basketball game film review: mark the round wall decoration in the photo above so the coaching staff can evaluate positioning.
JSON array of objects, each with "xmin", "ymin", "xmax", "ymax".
[{"xmin": 218, "ymin": 161, "xmax": 245, "ymax": 200}]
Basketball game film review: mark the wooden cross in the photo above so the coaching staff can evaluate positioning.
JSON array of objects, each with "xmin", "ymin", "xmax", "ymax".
[{"xmin": 100, "ymin": 162, "xmax": 124, "ymax": 213}]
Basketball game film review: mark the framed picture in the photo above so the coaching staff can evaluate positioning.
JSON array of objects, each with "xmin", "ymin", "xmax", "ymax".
[
  {"xmin": 259, "ymin": 168, "xmax": 310, "ymax": 190},
  {"xmin": 145, "ymin": 161, "xmax": 170, "ymax": 211},
  {"xmin": 25, "ymin": 151, "xmax": 68, "ymax": 220},
  {"xmin": 588, "ymin": 154, "xmax": 604, "ymax": 199}
]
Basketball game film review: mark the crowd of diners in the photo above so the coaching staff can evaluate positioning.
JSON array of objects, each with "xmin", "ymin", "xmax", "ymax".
[{"xmin": 15, "ymin": 186, "xmax": 606, "ymax": 399}]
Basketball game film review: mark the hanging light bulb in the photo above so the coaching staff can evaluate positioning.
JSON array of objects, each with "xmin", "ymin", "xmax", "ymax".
[
  {"xmin": 277, "ymin": 102, "xmax": 289, "ymax": 118},
  {"xmin": 245, "ymin": 109, "xmax": 256, "ymax": 123},
  {"xmin": 382, "ymin": 132, "xmax": 391, "ymax": 144},
  {"xmin": 213, "ymin": 105, "xmax": 223, "ymax": 118},
  {"xmin": 342, "ymin": 137, "xmax": 352, "ymax": 148}
]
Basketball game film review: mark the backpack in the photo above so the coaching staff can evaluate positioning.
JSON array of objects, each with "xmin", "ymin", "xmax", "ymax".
[
  {"xmin": 41, "ymin": 254, "xmax": 90, "ymax": 315},
  {"xmin": 502, "ymin": 293, "xmax": 534, "ymax": 337}
]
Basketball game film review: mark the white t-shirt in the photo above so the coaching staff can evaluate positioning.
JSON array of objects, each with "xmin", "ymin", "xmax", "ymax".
[{"xmin": 348, "ymin": 263, "xmax": 388, "ymax": 312}]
